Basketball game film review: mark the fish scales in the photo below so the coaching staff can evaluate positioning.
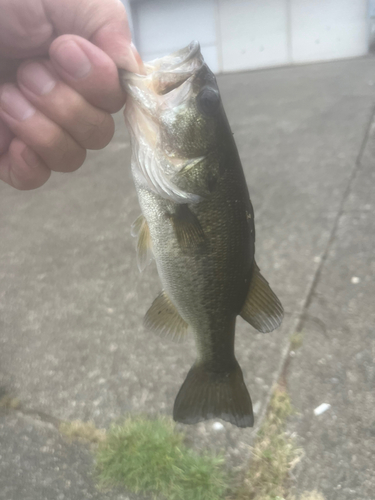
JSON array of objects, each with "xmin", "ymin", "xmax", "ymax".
[
  {"xmin": 138, "ymin": 157, "xmax": 252, "ymax": 364},
  {"xmin": 120, "ymin": 41, "xmax": 283, "ymax": 428}
]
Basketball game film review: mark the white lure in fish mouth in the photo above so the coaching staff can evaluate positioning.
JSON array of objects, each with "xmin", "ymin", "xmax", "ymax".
[{"xmin": 119, "ymin": 42, "xmax": 209, "ymax": 204}]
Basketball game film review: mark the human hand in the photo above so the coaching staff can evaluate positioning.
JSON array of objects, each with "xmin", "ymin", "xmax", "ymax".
[{"xmin": 0, "ymin": 0, "xmax": 142, "ymax": 190}]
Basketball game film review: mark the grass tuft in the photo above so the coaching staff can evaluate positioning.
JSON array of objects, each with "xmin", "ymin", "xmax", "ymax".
[
  {"xmin": 236, "ymin": 385, "xmax": 301, "ymax": 500},
  {"xmin": 289, "ymin": 332, "xmax": 304, "ymax": 351},
  {"xmin": 59, "ymin": 420, "xmax": 106, "ymax": 444},
  {"xmin": 95, "ymin": 416, "xmax": 227, "ymax": 500}
]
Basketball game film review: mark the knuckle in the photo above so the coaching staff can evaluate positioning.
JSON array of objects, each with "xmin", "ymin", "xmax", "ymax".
[
  {"xmin": 12, "ymin": 169, "xmax": 50, "ymax": 190},
  {"xmin": 36, "ymin": 126, "xmax": 62, "ymax": 152},
  {"xmin": 57, "ymin": 135, "xmax": 86, "ymax": 172},
  {"xmin": 78, "ymin": 112, "xmax": 114, "ymax": 149},
  {"xmin": 39, "ymin": 127, "xmax": 86, "ymax": 172},
  {"xmin": 9, "ymin": 151, "xmax": 51, "ymax": 191},
  {"xmin": 105, "ymin": 95, "xmax": 125, "ymax": 114}
]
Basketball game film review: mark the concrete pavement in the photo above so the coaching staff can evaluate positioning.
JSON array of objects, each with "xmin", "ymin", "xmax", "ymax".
[
  {"xmin": 1, "ymin": 55, "xmax": 375, "ymax": 499},
  {"xmin": 286, "ymin": 105, "xmax": 375, "ymax": 500}
]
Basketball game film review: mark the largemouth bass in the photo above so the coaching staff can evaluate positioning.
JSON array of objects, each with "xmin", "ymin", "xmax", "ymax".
[{"xmin": 120, "ymin": 41, "xmax": 283, "ymax": 428}]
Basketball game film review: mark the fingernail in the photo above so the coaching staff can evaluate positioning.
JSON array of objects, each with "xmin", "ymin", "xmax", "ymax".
[
  {"xmin": 121, "ymin": 43, "xmax": 142, "ymax": 74},
  {"xmin": 130, "ymin": 43, "xmax": 145, "ymax": 74},
  {"xmin": 20, "ymin": 63, "xmax": 56, "ymax": 95},
  {"xmin": 53, "ymin": 40, "xmax": 92, "ymax": 79},
  {"xmin": 21, "ymin": 145, "xmax": 40, "ymax": 168},
  {"xmin": 0, "ymin": 85, "xmax": 36, "ymax": 121}
]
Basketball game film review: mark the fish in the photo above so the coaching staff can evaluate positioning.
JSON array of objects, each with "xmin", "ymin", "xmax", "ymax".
[{"xmin": 119, "ymin": 41, "xmax": 283, "ymax": 428}]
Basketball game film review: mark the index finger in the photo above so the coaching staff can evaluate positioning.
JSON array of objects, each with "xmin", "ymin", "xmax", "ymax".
[{"xmin": 49, "ymin": 36, "xmax": 126, "ymax": 113}]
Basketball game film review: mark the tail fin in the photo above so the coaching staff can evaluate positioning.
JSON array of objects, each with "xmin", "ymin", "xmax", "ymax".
[{"xmin": 173, "ymin": 361, "xmax": 254, "ymax": 428}]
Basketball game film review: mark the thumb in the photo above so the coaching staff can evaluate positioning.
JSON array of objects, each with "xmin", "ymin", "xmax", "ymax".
[
  {"xmin": 43, "ymin": 0, "xmax": 142, "ymax": 71},
  {"xmin": 90, "ymin": 19, "xmax": 142, "ymax": 72}
]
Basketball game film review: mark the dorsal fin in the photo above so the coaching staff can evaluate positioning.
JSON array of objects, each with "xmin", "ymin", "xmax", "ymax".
[
  {"xmin": 144, "ymin": 290, "xmax": 189, "ymax": 342},
  {"xmin": 240, "ymin": 262, "xmax": 284, "ymax": 333},
  {"xmin": 131, "ymin": 215, "xmax": 153, "ymax": 272}
]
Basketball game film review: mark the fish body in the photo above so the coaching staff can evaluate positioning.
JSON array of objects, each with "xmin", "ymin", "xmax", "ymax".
[{"xmin": 120, "ymin": 42, "xmax": 283, "ymax": 428}]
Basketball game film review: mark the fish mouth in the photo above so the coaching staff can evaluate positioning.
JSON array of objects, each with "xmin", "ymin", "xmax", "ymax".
[
  {"xmin": 141, "ymin": 41, "xmax": 204, "ymax": 95},
  {"xmin": 145, "ymin": 40, "xmax": 202, "ymax": 74},
  {"xmin": 119, "ymin": 41, "xmax": 204, "ymax": 98},
  {"xmin": 120, "ymin": 41, "xmax": 206, "ymax": 122}
]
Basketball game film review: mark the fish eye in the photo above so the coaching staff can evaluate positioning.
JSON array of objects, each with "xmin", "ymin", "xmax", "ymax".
[{"xmin": 197, "ymin": 88, "xmax": 221, "ymax": 116}]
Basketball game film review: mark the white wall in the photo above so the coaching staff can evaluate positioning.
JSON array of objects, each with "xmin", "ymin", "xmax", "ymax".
[
  {"xmin": 219, "ymin": 0, "xmax": 289, "ymax": 72},
  {"xmin": 290, "ymin": 0, "xmax": 369, "ymax": 63},
  {"xmin": 129, "ymin": 0, "xmax": 369, "ymax": 73},
  {"xmin": 132, "ymin": 0, "xmax": 219, "ymax": 73}
]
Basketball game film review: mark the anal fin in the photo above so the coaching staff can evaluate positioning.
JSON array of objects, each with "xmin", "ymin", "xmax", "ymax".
[
  {"xmin": 131, "ymin": 215, "xmax": 153, "ymax": 272},
  {"xmin": 240, "ymin": 262, "xmax": 284, "ymax": 333},
  {"xmin": 144, "ymin": 290, "xmax": 188, "ymax": 342}
]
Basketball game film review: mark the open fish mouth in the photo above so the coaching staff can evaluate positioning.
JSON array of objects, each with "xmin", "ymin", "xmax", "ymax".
[
  {"xmin": 144, "ymin": 40, "xmax": 202, "ymax": 74},
  {"xmin": 119, "ymin": 41, "xmax": 207, "ymax": 120},
  {"xmin": 124, "ymin": 41, "xmax": 204, "ymax": 96}
]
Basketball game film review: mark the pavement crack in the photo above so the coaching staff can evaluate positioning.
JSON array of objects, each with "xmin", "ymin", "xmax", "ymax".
[
  {"xmin": 295, "ymin": 103, "xmax": 375, "ymax": 333},
  {"xmin": 19, "ymin": 407, "xmax": 62, "ymax": 428},
  {"xmin": 275, "ymin": 104, "xmax": 375, "ymax": 390},
  {"xmin": 0, "ymin": 388, "xmax": 62, "ymax": 428}
]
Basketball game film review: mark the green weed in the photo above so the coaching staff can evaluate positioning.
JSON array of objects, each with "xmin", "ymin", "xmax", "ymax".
[
  {"xmin": 236, "ymin": 386, "xmax": 301, "ymax": 500},
  {"xmin": 289, "ymin": 332, "xmax": 304, "ymax": 351},
  {"xmin": 95, "ymin": 415, "xmax": 227, "ymax": 500}
]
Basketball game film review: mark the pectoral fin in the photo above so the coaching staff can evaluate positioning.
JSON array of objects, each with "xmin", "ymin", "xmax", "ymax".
[
  {"xmin": 240, "ymin": 263, "xmax": 284, "ymax": 333},
  {"xmin": 131, "ymin": 215, "xmax": 153, "ymax": 272},
  {"xmin": 144, "ymin": 290, "xmax": 188, "ymax": 342},
  {"xmin": 168, "ymin": 205, "xmax": 206, "ymax": 251}
]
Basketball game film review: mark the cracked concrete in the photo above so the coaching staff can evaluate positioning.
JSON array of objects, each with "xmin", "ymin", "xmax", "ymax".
[
  {"xmin": 286, "ymin": 107, "xmax": 375, "ymax": 500},
  {"xmin": 1, "ymin": 56, "xmax": 375, "ymax": 498},
  {"xmin": 0, "ymin": 410, "xmax": 138, "ymax": 500}
]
